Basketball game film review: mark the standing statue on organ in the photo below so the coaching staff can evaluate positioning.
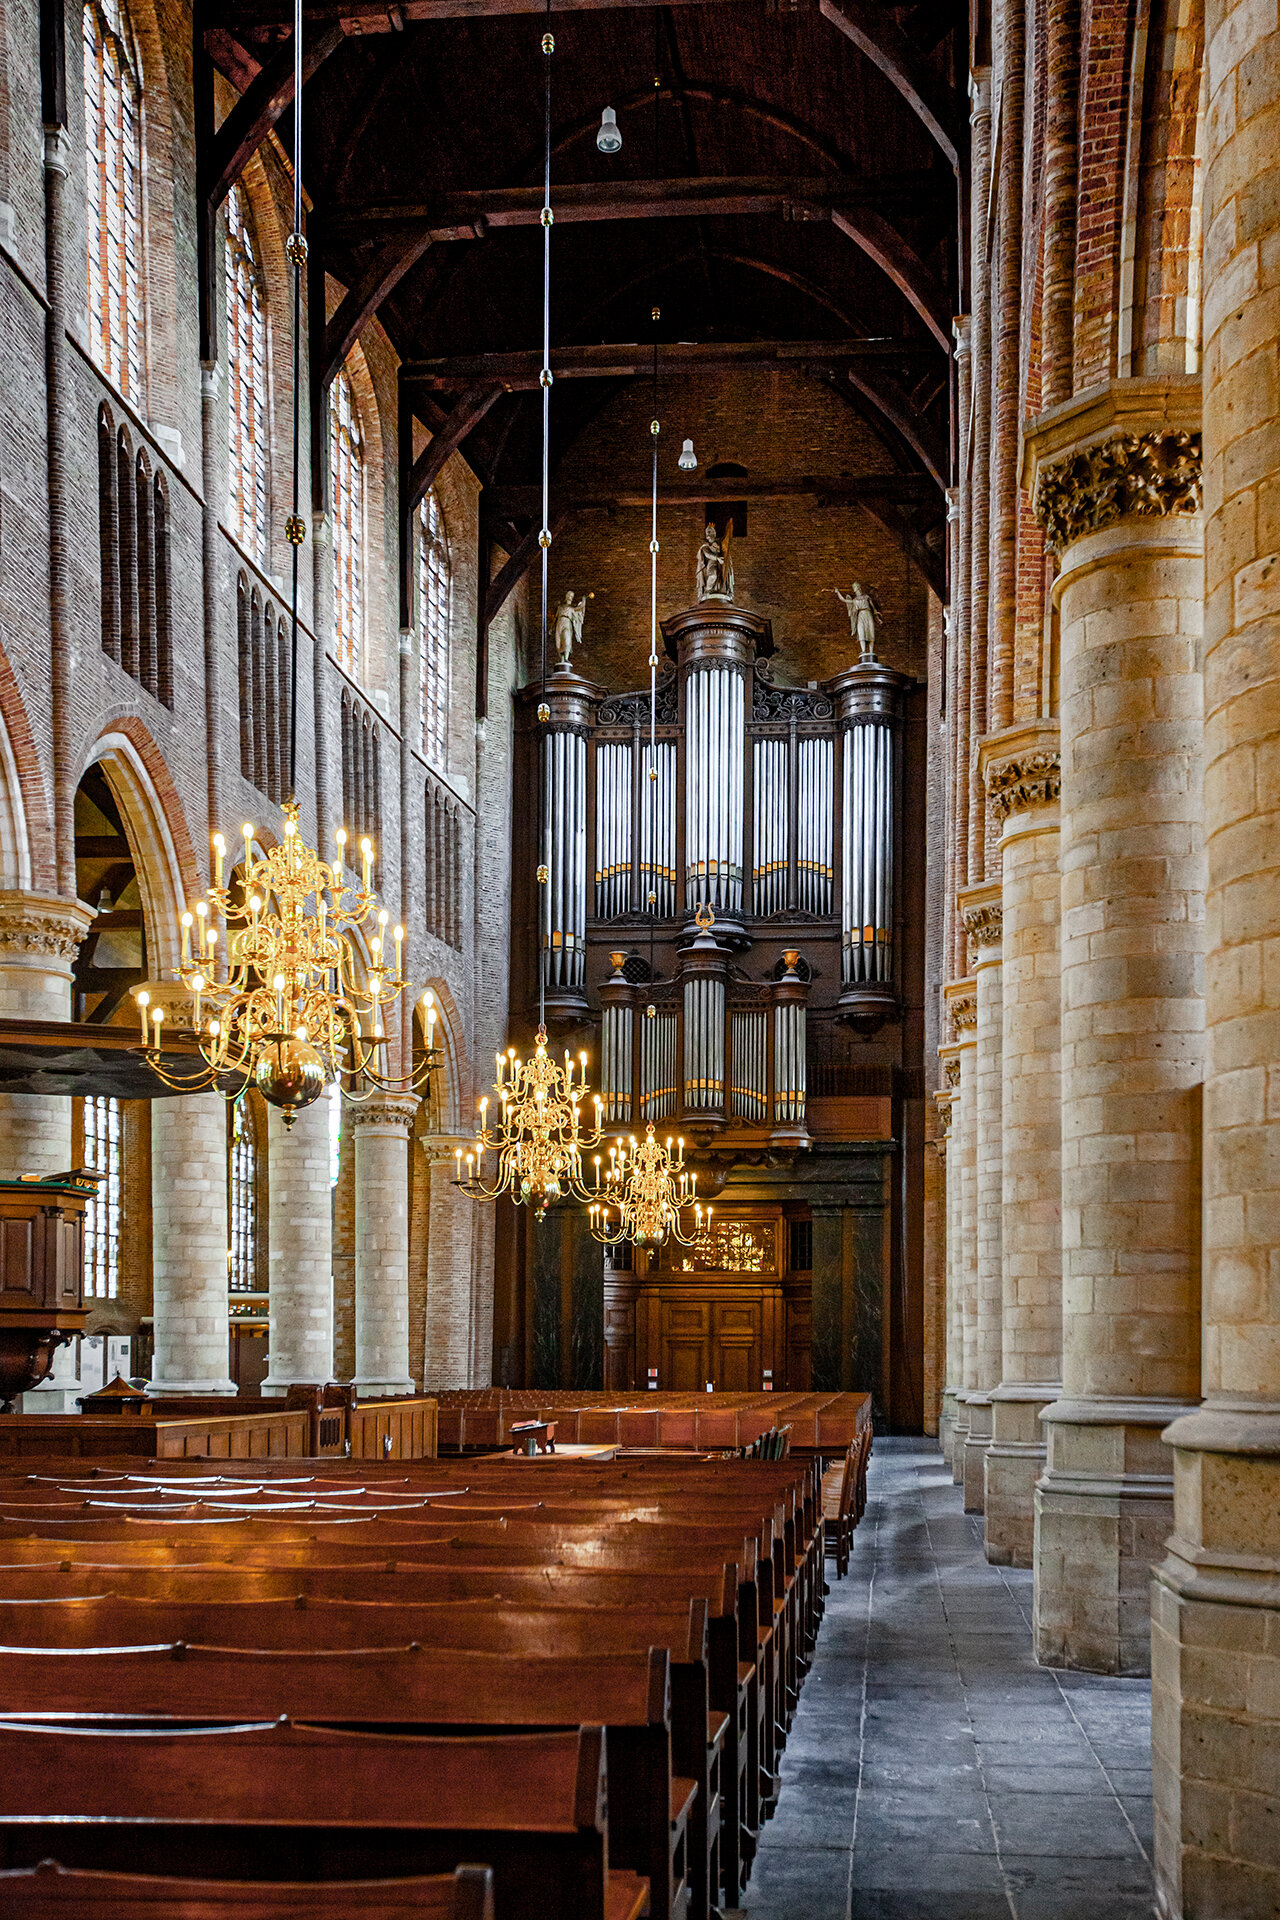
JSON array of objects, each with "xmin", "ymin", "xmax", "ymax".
[
  {"xmin": 553, "ymin": 590, "xmax": 591, "ymax": 666},
  {"xmin": 696, "ymin": 521, "xmax": 734, "ymax": 602},
  {"xmin": 832, "ymin": 580, "xmax": 882, "ymax": 658}
]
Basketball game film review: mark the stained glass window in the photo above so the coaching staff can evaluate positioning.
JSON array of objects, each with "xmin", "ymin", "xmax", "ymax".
[
  {"xmin": 228, "ymin": 1101, "xmax": 258, "ymax": 1294},
  {"xmin": 417, "ymin": 490, "xmax": 450, "ymax": 769},
  {"xmin": 225, "ymin": 184, "xmax": 269, "ymax": 561},
  {"xmin": 84, "ymin": 0, "xmax": 143, "ymax": 404},
  {"xmin": 83, "ymin": 1096, "xmax": 121, "ymax": 1300},
  {"xmin": 330, "ymin": 368, "xmax": 365, "ymax": 678}
]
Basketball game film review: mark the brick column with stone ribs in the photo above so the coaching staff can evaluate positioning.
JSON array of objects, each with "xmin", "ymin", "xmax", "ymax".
[
  {"xmin": 945, "ymin": 980, "xmax": 978, "ymax": 1485},
  {"xmin": 981, "ymin": 724, "xmax": 1063, "ymax": 1568},
  {"xmin": 1026, "ymin": 379, "xmax": 1205, "ymax": 1676},
  {"xmin": 1151, "ymin": 6, "xmax": 1280, "ymax": 1908},
  {"xmin": 960, "ymin": 885, "xmax": 1003, "ymax": 1514},
  {"xmin": 936, "ymin": 1060, "xmax": 961, "ymax": 1468}
]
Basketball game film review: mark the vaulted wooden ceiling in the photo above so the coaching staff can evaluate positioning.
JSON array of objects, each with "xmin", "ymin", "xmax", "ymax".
[{"xmin": 201, "ymin": 0, "xmax": 964, "ymax": 595}]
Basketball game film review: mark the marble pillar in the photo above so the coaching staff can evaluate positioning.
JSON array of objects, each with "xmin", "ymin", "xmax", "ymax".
[
  {"xmin": 353, "ymin": 1096, "xmax": 417, "ymax": 1396},
  {"xmin": 946, "ymin": 980, "xmax": 978, "ymax": 1484},
  {"xmin": 1027, "ymin": 380, "xmax": 1205, "ymax": 1674},
  {"xmin": 422, "ymin": 1138, "xmax": 478, "ymax": 1389},
  {"xmin": 961, "ymin": 886, "xmax": 1003, "ymax": 1513},
  {"xmin": 1150, "ymin": 17, "xmax": 1280, "ymax": 1908},
  {"xmin": 150, "ymin": 1091, "xmax": 235, "ymax": 1395},
  {"xmin": 982, "ymin": 724, "xmax": 1063, "ymax": 1567},
  {"xmin": 261, "ymin": 1097, "xmax": 333, "ymax": 1391}
]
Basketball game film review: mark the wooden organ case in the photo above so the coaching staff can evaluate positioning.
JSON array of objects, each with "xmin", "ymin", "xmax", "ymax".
[{"xmin": 509, "ymin": 589, "xmax": 920, "ymax": 1414}]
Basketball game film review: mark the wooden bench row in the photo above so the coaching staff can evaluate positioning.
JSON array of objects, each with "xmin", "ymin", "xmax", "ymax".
[
  {"xmin": 433, "ymin": 1391, "xmax": 869, "ymax": 1459},
  {"xmin": 0, "ymin": 1452, "xmax": 830, "ymax": 1920}
]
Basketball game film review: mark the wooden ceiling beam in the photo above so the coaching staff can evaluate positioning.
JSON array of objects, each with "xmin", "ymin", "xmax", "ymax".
[
  {"xmin": 319, "ymin": 172, "xmax": 939, "ymax": 239},
  {"xmin": 202, "ymin": 20, "xmax": 345, "ymax": 213},
  {"xmin": 830, "ymin": 206, "xmax": 951, "ymax": 349},
  {"xmin": 818, "ymin": 0, "xmax": 961, "ymax": 170},
  {"xmin": 320, "ymin": 229, "xmax": 435, "ymax": 387},
  {"xmin": 216, "ymin": 0, "xmax": 766, "ymax": 27},
  {"xmin": 484, "ymin": 475, "xmax": 936, "ymax": 514},
  {"xmin": 404, "ymin": 338, "xmax": 937, "ymax": 388}
]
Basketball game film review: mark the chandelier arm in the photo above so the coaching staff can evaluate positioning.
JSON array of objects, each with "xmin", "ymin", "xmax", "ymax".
[{"xmin": 286, "ymin": 0, "xmax": 304, "ymax": 802}]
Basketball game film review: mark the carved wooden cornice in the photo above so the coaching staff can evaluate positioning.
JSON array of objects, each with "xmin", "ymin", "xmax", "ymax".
[
  {"xmin": 1032, "ymin": 429, "xmax": 1201, "ymax": 554},
  {"xmin": 987, "ymin": 749, "xmax": 1061, "ymax": 820}
]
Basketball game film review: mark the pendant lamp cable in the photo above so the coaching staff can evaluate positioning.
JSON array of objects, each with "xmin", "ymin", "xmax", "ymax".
[
  {"xmin": 536, "ymin": 5, "xmax": 554, "ymax": 1034},
  {"xmin": 647, "ymin": 18, "xmax": 660, "ymax": 994},
  {"xmin": 286, "ymin": 0, "xmax": 305, "ymax": 803}
]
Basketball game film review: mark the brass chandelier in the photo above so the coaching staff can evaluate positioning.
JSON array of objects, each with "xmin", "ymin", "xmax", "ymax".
[
  {"xmin": 588, "ymin": 1124, "xmax": 709, "ymax": 1249},
  {"xmin": 136, "ymin": 0, "xmax": 437, "ymax": 1125},
  {"xmin": 454, "ymin": 18, "xmax": 605, "ymax": 1213}
]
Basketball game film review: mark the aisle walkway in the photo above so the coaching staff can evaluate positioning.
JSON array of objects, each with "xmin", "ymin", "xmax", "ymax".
[{"xmin": 741, "ymin": 1438, "xmax": 1156, "ymax": 1920}]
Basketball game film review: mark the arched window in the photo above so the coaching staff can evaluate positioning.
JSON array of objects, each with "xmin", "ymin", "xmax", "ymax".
[
  {"xmin": 330, "ymin": 367, "xmax": 365, "ymax": 678},
  {"xmin": 228, "ymin": 1099, "xmax": 258, "ymax": 1294},
  {"xmin": 417, "ymin": 490, "xmax": 450, "ymax": 770},
  {"xmin": 83, "ymin": 0, "xmax": 143, "ymax": 405},
  {"xmin": 225, "ymin": 184, "xmax": 269, "ymax": 561},
  {"xmin": 83, "ymin": 1095, "xmax": 121, "ymax": 1299}
]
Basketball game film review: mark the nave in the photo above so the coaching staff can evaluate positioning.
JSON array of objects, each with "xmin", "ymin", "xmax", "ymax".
[{"xmin": 743, "ymin": 1441, "xmax": 1155, "ymax": 1920}]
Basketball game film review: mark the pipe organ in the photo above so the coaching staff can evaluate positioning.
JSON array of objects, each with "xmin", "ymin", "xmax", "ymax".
[{"xmin": 521, "ymin": 593, "xmax": 910, "ymax": 1116}]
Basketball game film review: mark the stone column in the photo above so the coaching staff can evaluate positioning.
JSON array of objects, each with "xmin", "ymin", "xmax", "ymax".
[
  {"xmin": 0, "ymin": 892, "xmax": 93, "ymax": 1179},
  {"xmin": 150, "ymin": 1091, "xmax": 235, "ymax": 1394},
  {"xmin": 945, "ymin": 980, "xmax": 978, "ymax": 1484},
  {"xmin": 936, "ymin": 1054, "xmax": 961, "ymax": 1465},
  {"xmin": 960, "ymin": 888, "xmax": 1003, "ymax": 1512},
  {"xmin": 421, "ymin": 1138, "xmax": 478, "ymax": 1389},
  {"xmin": 1151, "ymin": 20, "xmax": 1280, "ymax": 1910},
  {"xmin": 1027, "ymin": 380, "xmax": 1204, "ymax": 1674},
  {"xmin": 981, "ymin": 725, "xmax": 1063, "ymax": 1567},
  {"xmin": 260, "ymin": 1098, "xmax": 333, "ymax": 1391},
  {"xmin": 352, "ymin": 1096, "xmax": 417, "ymax": 1396}
]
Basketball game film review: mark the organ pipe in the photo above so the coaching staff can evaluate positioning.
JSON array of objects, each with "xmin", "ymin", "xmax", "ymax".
[
  {"xmin": 752, "ymin": 737, "xmax": 787, "ymax": 916},
  {"xmin": 526, "ymin": 662, "xmax": 599, "ymax": 1019},
  {"xmin": 730, "ymin": 1009, "xmax": 768, "ymax": 1120},
  {"xmin": 829, "ymin": 648, "xmax": 909, "ymax": 1023},
  {"xmin": 770, "ymin": 948, "xmax": 809, "ymax": 1145},
  {"xmin": 640, "ymin": 738, "xmax": 677, "ymax": 916},
  {"xmin": 640, "ymin": 1007, "xmax": 677, "ymax": 1121},
  {"xmin": 594, "ymin": 740, "xmax": 632, "ymax": 919},
  {"xmin": 600, "ymin": 954, "xmax": 635, "ymax": 1124}
]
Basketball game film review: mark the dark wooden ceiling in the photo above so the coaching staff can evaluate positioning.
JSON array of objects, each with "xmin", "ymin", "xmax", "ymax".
[{"xmin": 203, "ymin": 0, "xmax": 963, "ymax": 584}]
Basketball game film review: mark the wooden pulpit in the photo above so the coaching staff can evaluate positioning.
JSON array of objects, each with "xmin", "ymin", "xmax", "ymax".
[{"xmin": 0, "ymin": 1170, "xmax": 101, "ymax": 1411}]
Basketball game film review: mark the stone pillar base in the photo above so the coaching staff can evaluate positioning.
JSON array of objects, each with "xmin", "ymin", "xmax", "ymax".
[
  {"xmin": 963, "ymin": 1392, "xmax": 992, "ymax": 1512},
  {"xmin": 146, "ymin": 1378, "xmax": 235, "ymax": 1397},
  {"xmin": 1033, "ymin": 1396, "xmax": 1194, "ymax": 1674},
  {"xmin": 984, "ymin": 1381, "xmax": 1059, "ymax": 1567},
  {"xmin": 1150, "ymin": 1405, "xmax": 1280, "ymax": 1920},
  {"xmin": 353, "ymin": 1377, "xmax": 415, "ymax": 1399},
  {"xmin": 951, "ymin": 1397, "xmax": 971, "ymax": 1484},
  {"xmin": 939, "ymin": 1386, "xmax": 959, "ymax": 1466}
]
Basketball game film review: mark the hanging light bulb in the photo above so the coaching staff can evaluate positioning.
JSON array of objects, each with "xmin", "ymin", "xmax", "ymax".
[
  {"xmin": 678, "ymin": 438, "xmax": 697, "ymax": 471},
  {"xmin": 587, "ymin": 1125, "xmax": 709, "ymax": 1249},
  {"xmin": 596, "ymin": 105, "xmax": 622, "ymax": 153}
]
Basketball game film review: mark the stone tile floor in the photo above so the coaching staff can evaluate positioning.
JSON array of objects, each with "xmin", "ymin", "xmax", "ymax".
[{"xmin": 737, "ymin": 1437, "xmax": 1156, "ymax": 1920}]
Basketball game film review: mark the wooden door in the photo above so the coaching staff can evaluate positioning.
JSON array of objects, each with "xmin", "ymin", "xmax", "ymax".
[
  {"xmin": 711, "ymin": 1296, "xmax": 761, "ymax": 1391},
  {"xmin": 661, "ymin": 1298, "xmax": 711, "ymax": 1390}
]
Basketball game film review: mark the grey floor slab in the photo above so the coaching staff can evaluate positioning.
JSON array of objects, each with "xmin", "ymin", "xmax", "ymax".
[{"xmin": 738, "ymin": 1437, "xmax": 1156, "ymax": 1920}]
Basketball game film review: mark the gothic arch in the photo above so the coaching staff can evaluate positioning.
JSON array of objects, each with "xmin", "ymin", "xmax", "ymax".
[
  {"xmin": 81, "ymin": 718, "xmax": 200, "ymax": 977},
  {"xmin": 0, "ymin": 644, "xmax": 47, "ymax": 891}
]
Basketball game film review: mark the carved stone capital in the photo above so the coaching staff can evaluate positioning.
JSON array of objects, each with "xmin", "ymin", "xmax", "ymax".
[
  {"xmin": 963, "ymin": 901, "xmax": 1003, "ymax": 948},
  {"xmin": 944, "ymin": 980, "xmax": 977, "ymax": 1038},
  {"xmin": 945, "ymin": 1056, "xmax": 961, "ymax": 1088},
  {"xmin": 1032, "ymin": 429, "xmax": 1201, "ymax": 553},
  {"xmin": 350, "ymin": 1094, "xmax": 420, "ymax": 1134},
  {"xmin": 988, "ymin": 750, "xmax": 1061, "ymax": 819},
  {"xmin": 0, "ymin": 892, "xmax": 94, "ymax": 965}
]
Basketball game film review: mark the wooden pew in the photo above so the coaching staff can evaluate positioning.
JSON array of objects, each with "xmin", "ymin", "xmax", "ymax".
[
  {"xmin": 0, "ymin": 1721, "xmax": 649, "ymax": 1920},
  {"xmin": 0, "ymin": 1648, "xmax": 686, "ymax": 1920},
  {"xmin": 0, "ymin": 1859, "xmax": 496, "ymax": 1919}
]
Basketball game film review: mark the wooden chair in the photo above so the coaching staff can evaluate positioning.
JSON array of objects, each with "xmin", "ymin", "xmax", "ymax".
[{"xmin": 0, "ymin": 1859, "xmax": 496, "ymax": 1919}]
